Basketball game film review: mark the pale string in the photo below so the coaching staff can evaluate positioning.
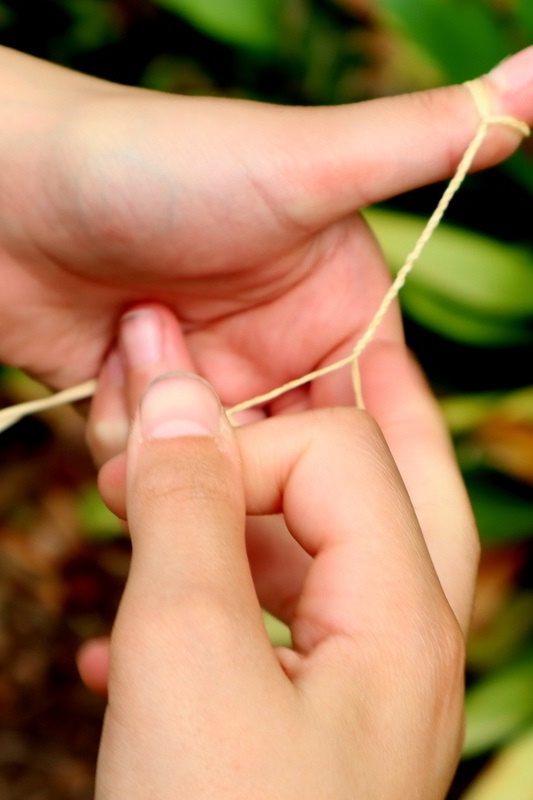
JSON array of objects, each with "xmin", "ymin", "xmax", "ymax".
[
  {"xmin": 0, "ymin": 79, "xmax": 529, "ymax": 434},
  {"xmin": 227, "ymin": 79, "xmax": 530, "ymax": 416}
]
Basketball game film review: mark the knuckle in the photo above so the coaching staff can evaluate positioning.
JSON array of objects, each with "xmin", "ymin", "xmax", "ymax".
[
  {"xmin": 375, "ymin": 599, "xmax": 466, "ymax": 703},
  {"xmin": 138, "ymin": 446, "xmax": 235, "ymax": 509},
  {"xmin": 411, "ymin": 603, "xmax": 466, "ymax": 719},
  {"xmin": 311, "ymin": 405, "xmax": 384, "ymax": 447}
]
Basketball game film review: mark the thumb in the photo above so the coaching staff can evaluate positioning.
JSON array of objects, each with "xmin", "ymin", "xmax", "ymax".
[
  {"xmin": 98, "ymin": 374, "xmax": 283, "ymax": 797},
  {"xmin": 123, "ymin": 372, "xmax": 265, "ymax": 635},
  {"xmin": 279, "ymin": 45, "xmax": 533, "ymax": 227}
]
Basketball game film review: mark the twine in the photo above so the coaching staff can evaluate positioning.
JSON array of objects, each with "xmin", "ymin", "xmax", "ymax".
[
  {"xmin": 227, "ymin": 80, "xmax": 530, "ymax": 416},
  {"xmin": 0, "ymin": 78, "xmax": 529, "ymax": 434}
]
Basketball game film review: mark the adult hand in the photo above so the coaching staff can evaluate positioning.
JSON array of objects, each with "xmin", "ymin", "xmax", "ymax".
[
  {"xmin": 1, "ymin": 44, "xmax": 532, "ymax": 435},
  {"xmin": 92, "ymin": 363, "xmax": 478, "ymax": 799}
]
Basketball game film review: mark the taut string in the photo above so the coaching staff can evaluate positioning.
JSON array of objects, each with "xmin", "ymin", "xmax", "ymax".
[{"xmin": 0, "ymin": 78, "xmax": 529, "ymax": 434}]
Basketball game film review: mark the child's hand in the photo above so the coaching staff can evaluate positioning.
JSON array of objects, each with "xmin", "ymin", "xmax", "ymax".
[
  {"xmin": 1, "ymin": 44, "xmax": 532, "ymax": 464},
  {"xmin": 87, "ymin": 310, "xmax": 477, "ymax": 800}
]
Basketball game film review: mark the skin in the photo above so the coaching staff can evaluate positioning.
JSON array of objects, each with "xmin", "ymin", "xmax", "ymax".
[
  {"xmin": 77, "ymin": 304, "xmax": 478, "ymax": 800},
  {"xmin": 1, "ymin": 43, "xmax": 532, "ymax": 794},
  {"xmin": 1, "ymin": 46, "xmax": 531, "ymax": 533},
  {"xmin": 1, "ymin": 43, "xmax": 532, "ymax": 418},
  {"xmin": 89, "ymin": 352, "xmax": 479, "ymax": 799},
  {"xmin": 80, "ymin": 304, "xmax": 478, "ymax": 697},
  {"xmin": 1, "ymin": 46, "xmax": 531, "ymax": 548}
]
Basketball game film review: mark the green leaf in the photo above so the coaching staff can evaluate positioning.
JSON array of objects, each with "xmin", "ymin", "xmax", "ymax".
[
  {"xmin": 366, "ymin": 208, "xmax": 533, "ymax": 318},
  {"xmin": 516, "ymin": 0, "xmax": 533, "ymax": 39},
  {"xmin": 376, "ymin": 0, "xmax": 509, "ymax": 83},
  {"xmin": 461, "ymin": 726, "xmax": 533, "ymax": 800},
  {"xmin": 0, "ymin": 2, "xmax": 14, "ymax": 27},
  {"xmin": 150, "ymin": 0, "xmax": 282, "ymax": 53},
  {"xmin": 53, "ymin": 0, "xmax": 121, "ymax": 57},
  {"xmin": 464, "ymin": 646, "xmax": 533, "ymax": 758},
  {"xmin": 364, "ymin": 207, "xmax": 533, "ymax": 345},
  {"xmin": 467, "ymin": 591, "xmax": 533, "ymax": 672},
  {"xmin": 78, "ymin": 484, "xmax": 124, "ymax": 541},
  {"xmin": 440, "ymin": 391, "xmax": 506, "ymax": 436},
  {"xmin": 263, "ymin": 611, "xmax": 291, "ymax": 647},
  {"xmin": 398, "ymin": 287, "xmax": 533, "ymax": 346},
  {"xmin": 442, "ymin": 385, "xmax": 533, "ymax": 436},
  {"xmin": 463, "ymin": 468, "xmax": 533, "ymax": 546}
]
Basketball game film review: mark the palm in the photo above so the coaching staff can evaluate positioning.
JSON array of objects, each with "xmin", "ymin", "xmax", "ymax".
[{"xmin": 1, "ymin": 91, "xmax": 397, "ymax": 410}]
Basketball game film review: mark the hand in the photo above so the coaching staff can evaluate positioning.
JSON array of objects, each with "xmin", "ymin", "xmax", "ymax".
[
  {"xmin": 1, "ymin": 44, "xmax": 532, "ymax": 435},
  {"xmin": 92, "ymin": 366, "xmax": 478, "ymax": 799},
  {"xmin": 80, "ymin": 301, "xmax": 477, "ymax": 732}
]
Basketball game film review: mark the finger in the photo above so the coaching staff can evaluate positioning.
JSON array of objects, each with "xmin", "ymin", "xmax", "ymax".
[
  {"xmin": 269, "ymin": 47, "xmax": 533, "ymax": 229},
  {"xmin": 98, "ymin": 450, "xmax": 126, "ymax": 519},
  {"xmin": 245, "ymin": 514, "xmax": 310, "ymax": 622},
  {"xmin": 77, "ymin": 637, "xmax": 110, "ymax": 696},
  {"xmin": 115, "ymin": 372, "xmax": 277, "ymax": 687},
  {"xmin": 98, "ymin": 455, "xmax": 312, "ymax": 625},
  {"xmin": 86, "ymin": 347, "xmax": 128, "ymax": 466},
  {"xmin": 305, "ymin": 243, "xmax": 478, "ymax": 634},
  {"xmin": 119, "ymin": 304, "xmax": 196, "ymax": 415},
  {"xmin": 87, "ymin": 303, "xmax": 195, "ymax": 466},
  {"xmin": 236, "ymin": 408, "xmax": 475, "ymax": 650},
  {"xmin": 356, "ymin": 340, "xmax": 480, "ymax": 635}
]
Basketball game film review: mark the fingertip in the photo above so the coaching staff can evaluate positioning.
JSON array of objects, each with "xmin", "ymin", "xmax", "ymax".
[
  {"xmin": 288, "ymin": 51, "xmax": 532, "ymax": 222},
  {"xmin": 122, "ymin": 372, "xmax": 259, "ymax": 629},
  {"xmin": 120, "ymin": 305, "xmax": 164, "ymax": 370},
  {"xmin": 86, "ymin": 348, "xmax": 129, "ymax": 467},
  {"xmin": 118, "ymin": 303, "xmax": 196, "ymax": 417},
  {"xmin": 137, "ymin": 371, "xmax": 226, "ymax": 441},
  {"xmin": 126, "ymin": 371, "xmax": 240, "ymax": 539},
  {"xmin": 98, "ymin": 450, "xmax": 127, "ymax": 520},
  {"xmin": 76, "ymin": 637, "xmax": 110, "ymax": 697},
  {"xmin": 486, "ymin": 45, "xmax": 533, "ymax": 124}
]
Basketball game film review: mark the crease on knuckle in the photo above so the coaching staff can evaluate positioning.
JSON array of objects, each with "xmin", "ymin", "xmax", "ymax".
[{"xmin": 135, "ymin": 446, "xmax": 237, "ymax": 511}]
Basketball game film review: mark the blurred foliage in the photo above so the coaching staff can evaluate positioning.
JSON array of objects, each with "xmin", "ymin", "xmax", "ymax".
[
  {"xmin": 150, "ymin": 0, "xmax": 283, "ymax": 54},
  {"xmin": 2, "ymin": 0, "xmax": 533, "ymax": 797},
  {"xmin": 378, "ymin": 0, "xmax": 520, "ymax": 81}
]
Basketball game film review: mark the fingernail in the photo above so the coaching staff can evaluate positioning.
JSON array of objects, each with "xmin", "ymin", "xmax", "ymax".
[
  {"xmin": 120, "ymin": 308, "xmax": 162, "ymax": 368},
  {"xmin": 140, "ymin": 372, "xmax": 222, "ymax": 439},
  {"xmin": 488, "ymin": 45, "xmax": 533, "ymax": 94}
]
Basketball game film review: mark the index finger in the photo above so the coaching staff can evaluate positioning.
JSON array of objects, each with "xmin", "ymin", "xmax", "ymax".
[{"xmin": 237, "ymin": 403, "xmax": 478, "ymax": 649}]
